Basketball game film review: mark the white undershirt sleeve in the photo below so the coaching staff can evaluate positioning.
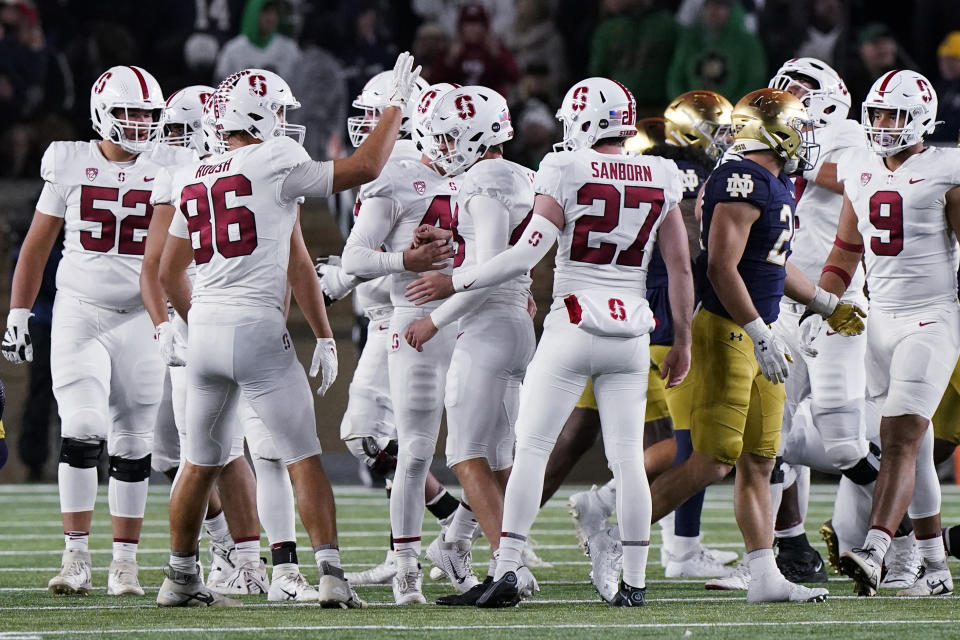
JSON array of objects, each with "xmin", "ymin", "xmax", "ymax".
[
  {"xmin": 450, "ymin": 212, "xmax": 558, "ymax": 293},
  {"xmin": 279, "ymin": 159, "xmax": 334, "ymax": 203},
  {"xmin": 429, "ymin": 195, "xmax": 510, "ymax": 329},
  {"xmin": 341, "ymin": 196, "xmax": 406, "ymax": 278}
]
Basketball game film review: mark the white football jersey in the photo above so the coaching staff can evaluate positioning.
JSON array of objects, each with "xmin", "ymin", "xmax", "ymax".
[
  {"xmin": 355, "ymin": 277, "xmax": 392, "ymax": 313},
  {"xmin": 168, "ymin": 136, "xmax": 330, "ymax": 311},
  {"xmin": 348, "ymin": 156, "xmax": 460, "ymax": 309},
  {"xmin": 791, "ymin": 119, "xmax": 867, "ymax": 295},
  {"xmin": 535, "ymin": 149, "xmax": 683, "ymax": 296},
  {"xmin": 838, "ymin": 146, "xmax": 960, "ymax": 312},
  {"xmin": 455, "ymin": 158, "xmax": 535, "ymax": 307},
  {"xmin": 36, "ymin": 140, "xmax": 195, "ymax": 309}
]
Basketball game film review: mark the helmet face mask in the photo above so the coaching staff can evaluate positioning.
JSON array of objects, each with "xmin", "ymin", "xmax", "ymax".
[
  {"xmin": 768, "ymin": 57, "xmax": 851, "ymax": 127},
  {"xmin": 163, "ymin": 85, "xmax": 215, "ymax": 154},
  {"xmin": 731, "ymin": 88, "xmax": 819, "ymax": 173},
  {"xmin": 554, "ymin": 77, "xmax": 637, "ymax": 152},
  {"xmin": 426, "ymin": 86, "xmax": 513, "ymax": 176},
  {"xmin": 347, "ymin": 71, "xmax": 430, "ymax": 147},
  {"xmin": 663, "ymin": 90, "xmax": 733, "ymax": 160},
  {"xmin": 90, "ymin": 66, "xmax": 166, "ymax": 154},
  {"xmin": 861, "ymin": 70, "xmax": 938, "ymax": 157},
  {"xmin": 412, "ymin": 83, "xmax": 459, "ymax": 160}
]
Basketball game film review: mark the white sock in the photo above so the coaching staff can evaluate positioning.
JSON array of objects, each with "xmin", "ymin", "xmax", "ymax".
[
  {"xmin": 113, "ymin": 540, "xmax": 138, "ymax": 562},
  {"xmin": 746, "ymin": 548, "xmax": 778, "ymax": 579},
  {"xmin": 775, "ymin": 523, "xmax": 806, "ymax": 539},
  {"xmin": 863, "ymin": 528, "xmax": 892, "ymax": 561},
  {"xmin": 251, "ymin": 456, "xmax": 296, "ymax": 546},
  {"xmin": 796, "ymin": 466, "xmax": 810, "ymax": 524},
  {"xmin": 444, "ymin": 501, "xmax": 478, "ymax": 542},
  {"xmin": 917, "ymin": 534, "xmax": 948, "ymax": 570},
  {"xmin": 234, "ymin": 538, "xmax": 260, "ymax": 566},
  {"xmin": 64, "ymin": 531, "xmax": 89, "ymax": 553},
  {"xmin": 169, "ymin": 553, "xmax": 196, "ymax": 574},
  {"xmin": 313, "ymin": 546, "xmax": 342, "ymax": 572},
  {"xmin": 203, "ymin": 511, "xmax": 233, "ymax": 547},
  {"xmin": 494, "ymin": 536, "xmax": 524, "ymax": 580},
  {"xmin": 672, "ymin": 534, "xmax": 700, "ymax": 559}
]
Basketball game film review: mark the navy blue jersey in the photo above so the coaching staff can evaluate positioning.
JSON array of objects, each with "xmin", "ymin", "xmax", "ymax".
[
  {"xmin": 646, "ymin": 157, "xmax": 709, "ymax": 345},
  {"xmin": 695, "ymin": 157, "xmax": 795, "ymax": 325}
]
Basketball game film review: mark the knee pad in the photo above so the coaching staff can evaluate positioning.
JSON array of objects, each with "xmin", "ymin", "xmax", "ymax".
[
  {"xmin": 841, "ymin": 450, "xmax": 880, "ymax": 485},
  {"xmin": 405, "ymin": 364, "xmax": 443, "ymax": 412},
  {"xmin": 59, "ymin": 438, "xmax": 104, "ymax": 469},
  {"xmin": 108, "ymin": 454, "xmax": 152, "ymax": 482},
  {"xmin": 62, "ymin": 408, "xmax": 107, "ymax": 442},
  {"xmin": 399, "ymin": 435, "xmax": 435, "ymax": 463},
  {"xmin": 813, "ymin": 405, "xmax": 867, "ymax": 470},
  {"xmin": 109, "ymin": 431, "xmax": 152, "ymax": 461}
]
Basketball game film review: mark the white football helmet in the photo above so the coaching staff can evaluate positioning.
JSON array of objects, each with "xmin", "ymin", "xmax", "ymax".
[
  {"xmin": 209, "ymin": 68, "xmax": 305, "ymax": 150},
  {"xmin": 554, "ymin": 77, "xmax": 637, "ymax": 152},
  {"xmin": 425, "ymin": 85, "xmax": 513, "ymax": 177},
  {"xmin": 769, "ymin": 57, "xmax": 851, "ymax": 127},
  {"xmin": 163, "ymin": 85, "xmax": 215, "ymax": 154},
  {"xmin": 861, "ymin": 69, "xmax": 938, "ymax": 157},
  {"xmin": 347, "ymin": 71, "xmax": 430, "ymax": 147},
  {"xmin": 90, "ymin": 66, "xmax": 165, "ymax": 153},
  {"xmin": 411, "ymin": 83, "xmax": 459, "ymax": 159}
]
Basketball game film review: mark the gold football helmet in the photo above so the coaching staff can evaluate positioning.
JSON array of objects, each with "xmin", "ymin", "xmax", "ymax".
[
  {"xmin": 730, "ymin": 88, "xmax": 818, "ymax": 172},
  {"xmin": 623, "ymin": 117, "xmax": 667, "ymax": 154},
  {"xmin": 663, "ymin": 90, "xmax": 733, "ymax": 159}
]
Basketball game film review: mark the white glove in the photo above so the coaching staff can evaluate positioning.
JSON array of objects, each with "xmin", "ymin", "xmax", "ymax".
[
  {"xmin": 309, "ymin": 338, "xmax": 338, "ymax": 397},
  {"xmin": 2, "ymin": 308, "xmax": 33, "ymax": 364},
  {"xmin": 315, "ymin": 256, "xmax": 360, "ymax": 302},
  {"xmin": 806, "ymin": 286, "xmax": 839, "ymax": 317},
  {"xmin": 798, "ymin": 313, "xmax": 824, "ymax": 358},
  {"xmin": 386, "ymin": 51, "xmax": 422, "ymax": 109},
  {"xmin": 744, "ymin": 317, "xmax": 792, "ymax": 384},
  {"xmin": 155, "ymin": 321, "xmax": 187, "ymax": 367}
]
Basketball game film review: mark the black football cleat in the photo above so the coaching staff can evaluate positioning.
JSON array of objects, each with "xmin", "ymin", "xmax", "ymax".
[
  {"xmin": 475, "ymin": 571, "xmax": 520, "ymax": 608},
  {"xmin": 775, "ymin": 534, "xmax": 828, "ymax": 583},
  {"xmin": 437, "ymin": 576, "xmax": 492, "ymax": 606},
  {"xmin": 608, "ymin": 580, "xmax": 646, "ymax": 607}
]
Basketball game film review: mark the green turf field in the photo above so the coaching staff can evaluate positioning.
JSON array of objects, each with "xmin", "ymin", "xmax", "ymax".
[{"xmin": 2, "ymin": 483, "xmax": 960, "ymax": 639}]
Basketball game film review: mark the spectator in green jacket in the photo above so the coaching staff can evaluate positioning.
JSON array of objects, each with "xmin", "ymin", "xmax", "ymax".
[
  {"xmin": 587, "ymin": 0, "xmax": 678, "ymax": 112},
  {"xmin": 667, "ymin": 0, "xmax": 767, "ymax": 105}
]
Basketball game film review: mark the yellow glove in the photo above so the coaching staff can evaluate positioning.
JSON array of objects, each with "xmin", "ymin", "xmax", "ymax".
[{"xmin": 825, "ymin": 303, "xmax": 866, "ymax": 336}]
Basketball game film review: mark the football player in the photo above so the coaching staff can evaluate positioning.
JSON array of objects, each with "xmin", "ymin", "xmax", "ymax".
[
  {"xmin": 153, "ymin": 53, "xmax": 421, "ymax": 607},
  {"xmin": 320, "ymin": 79, "xmax": 470, "ymax": 588},
  {"xmin": 402, "ymin": 85, "xmax": 539, "ymax": 605},
  {"xmin": 2, "ymin": 66, "xmax": 194, "ymax": 597},
  {"xmin": 407, "ymin": 77, "xmax": 694, "ymax": 607},
  {"xmin": 644, "ymin": 88, "xmax": 866, "ymax": 603},
  {"xmin": 821, "ymin": 70, "xmax": 960, "ymax": 597}
]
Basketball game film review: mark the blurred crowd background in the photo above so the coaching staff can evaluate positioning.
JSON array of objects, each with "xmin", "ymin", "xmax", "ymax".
[{"xmin": 3, "ymin": 0, "xmax": 960, "ymax": 483}]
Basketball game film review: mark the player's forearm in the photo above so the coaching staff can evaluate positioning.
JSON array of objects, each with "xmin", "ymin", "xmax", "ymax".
[
  {"xmin": 818, "ymin": 245, "xmax": 862, "ymax": 298},
  {"xmin": 162, "ymin": 273, "xmax": 193, "ymax": 322},
  {"xmin": 667, "ymin": 275, "xmax": 694, "ymax": 346},
  {"xmin": 291, "ymin": 272, "xmax": 333, "ymax": 339},
  {"xmin": 430, "ymin": 287, "xmax": 492, "ymax": 329},
  {"xmin": 660, "ymin": 207, "xmax": 694, "ymax": 345},
  {"xmin": 451, "ymin": 214, "xmax": 556, "ymax": 293},
  {"xmin": 9, "ymin": 251, "xmax": 47, "ymax": 311},
  {"xmin": 139, "ymin": 263, "xmax": 170, "ymax": 327},
  {"xmin": 332, "ymin": 107, "xmax": 401, "ymax": 193},
  {"xmin": 707, "ymin": 262, "xmax": 762, "ymax": 327},
  {"xmin": 341, "ymin": 243, "xmax": 405, "ymax": 279},
  {"xmin": 783, "ymin": 261, "xmax": 817, "ymax": 306}
]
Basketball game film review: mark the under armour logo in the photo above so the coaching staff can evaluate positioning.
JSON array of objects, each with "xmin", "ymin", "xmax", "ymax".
[
  {"xmin": 726, "ymin": 173, "xmax": 755, "ymax": 198},
  {"xmin": 758, "ymin": 339, "xmax": 768, "ymax": 352},
  {"xmin": 730, "ymin": 332, "xmax": 743, "ymax": 341}
]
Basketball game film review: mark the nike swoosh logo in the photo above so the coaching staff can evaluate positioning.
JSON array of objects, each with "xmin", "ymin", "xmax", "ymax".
[
  {"xmin": 919, "ymin": 321, "xmax": 937, "ymax": 326},
  {"xmin": 463, "ymin": 280, "xmax": 476, "ymax": 290},
  {"xmin": 144, "ymin": 177, "xmax": 155, "ymax": 182},
  {"xmin": 909, "ymin": 178, "xmax": 925, "ymax": 184},
  {"xmin": 457, "ymin": 331, "xmax": 465, "ymax": 339},
  {"xmin": 280, "ymin": 588, "xmax": 296, "ymax": 599},
  {"xmin": 187, "ymin": 591, "xmax": 215, "ymax": 605},
  {"xmin": 378, "ymin": 325, "xmax": 389, "ymax": 331}
]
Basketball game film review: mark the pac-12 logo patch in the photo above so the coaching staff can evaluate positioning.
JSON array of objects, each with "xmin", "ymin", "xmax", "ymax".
[
  {"xmin": 725, "ymin": 173, "xmax": 754, "ymax": 198},
  {"xmin": 860, "ymin": 172, "xmax": 872, "ymax": 186},
  {"xmin": 86, "ymin": 168, "xmax": 98, "ymax": 181},
  {"xmin": 413, "ymin": 180, "xmax": 426, "ymax": 195}
]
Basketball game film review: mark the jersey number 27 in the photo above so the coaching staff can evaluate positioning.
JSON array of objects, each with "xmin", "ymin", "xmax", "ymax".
[{"xmin": 571, "ymin": 183, "xmax": 664, "ymax": 267}]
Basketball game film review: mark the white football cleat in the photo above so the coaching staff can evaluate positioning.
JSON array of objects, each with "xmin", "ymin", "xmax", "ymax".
[
  {"xmin": 209, "ymin": 558, "xmax": 269, "ymax": 595},
  {"xmin": 345, "ymin": 550, "xmax": 397, "ymax": 585},
  {"xmin": 268, "ymin": 566, "xmax": 320, "ymax": 602},
  {"xmin": 317, "ymin": 563, "xmax": 367, "ymax": 608},
  {"xmin": 522, "ymin": 538, "xmax": 553, "ymax": 568},
  {"xmin": 839, "ymin": 547, "xmax": 882, "ymax": 596},
  {"xmin": 569, "ymin": 485, "xmax": 614, "ymax": 550},
  {"xmin": 107, "ymin": 558, "xmax": 144, "ymax": 596},
  {"xmin": 392, "ymin": 563, "xmax": 427, "ymax": 605},
  {"xmin": 896, "ymin": 562, "xmax": 953, "ymax": 597},
  {"xmin": 48, "ymin": 549, "xmax": 92, "ymax": 595},
  {"xmin": 703, "ymin": 544, "xmax": 739, "ymax": 566},
  {"xmin": 880, "ymin": 533, "xmax": 921, "ymax": 588},
  {"xmin": 705, "ymin": 562, "xmax": 750, "ymax": 591},
  {"xmin": 666, "ymin": 548, "xmax": 736, "ymax": 578},
  {"xmin": 156, "ymin": 564, "xmax": 241, "ymax": 607},
  {"xmin": 586, "ymin": 526, "xmax": 622, "ymax": 603},
  {"xmin": 425, "ymin": 537, "xmax": 479, "ymax": 593},
  {"xmin": 516, "ymin": 565, "xmax": 540, "ymax": 599},
  {"xmin": 205, "ymin": 540, "xmax": 236, "ymax": 588},
  {"xmin": 747, "ymin": 572, "xmax": 828, "ymax": 603}
]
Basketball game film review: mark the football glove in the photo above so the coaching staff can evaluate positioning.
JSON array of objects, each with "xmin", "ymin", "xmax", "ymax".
[
  {"xmin": 386, "ymin": 51, "xmax": 422, "ymax": 109},
  {"xmin": 309, "ymin": 338, "xmax": 338, "ymax": 397},
  {"xmin": 805, "ymin": 286, "xmax": 866, "ymax": 336},
  {"xmin": 155, "ymin": 321, "xmax": 187, "ymax": 367},
  {"xmin": 798, "ymin": 313, "xmax": 823, "ymax": 358},
  {"xmin": 744, "ymin": 317, "xmax": 793, "ymax": 384},
  {"xmin": 315, "ymin": 256, "xmax": 360, "ymax": 305},
  {"xmin": 2, "ymin": 308, "xmax": 33, "ymax": 364}
]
